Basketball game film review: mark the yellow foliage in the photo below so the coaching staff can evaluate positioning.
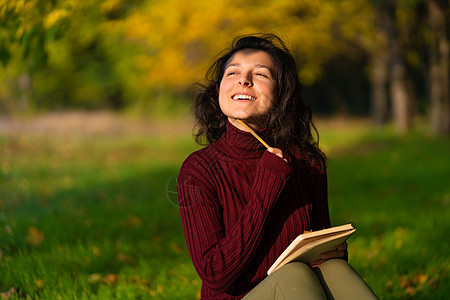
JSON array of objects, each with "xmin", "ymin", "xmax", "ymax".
[
  {"xmin": 0, "ymin": 0, "xmax": 380, "ymax": 105},
  {"xmin": 16, "ymin": 0, "xmax": 36, "ymax": 15},
  {"xmin": 101, "ymin": 0, "xmax": 122, "ymax": 14},
  {"xmin": 44, "ymin": 9, "xmax": 69, "ymax": 29},
  {"xmin": 11, "ymin": 0, "xmax": 27, "ymax": 13},
  {"xmin": 114, "ymin": 0, "xmax": 376, "ymax": 89}
]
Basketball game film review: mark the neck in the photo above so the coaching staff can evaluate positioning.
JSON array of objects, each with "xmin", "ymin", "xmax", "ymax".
[
  {"xmin": 228, "ymin": 118, "xmax": 248, "ymax": 131},
  {"xmin": 227, "ymin": 117, "xmax": 265, "ymax": 132},
  {"xmin": 211, "ymin": 119, "xmax": 268, "ymax": 159}
]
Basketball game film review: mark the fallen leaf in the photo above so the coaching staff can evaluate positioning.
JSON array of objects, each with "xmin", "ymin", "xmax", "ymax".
[
  {"xmin": 399, "ymin": 276, "xmax": 409, "ymax": 288},
  {"xmin": 92, "ymin": 246, "xmax": 100, "ymax": 257},
  {"xmin": 124, "ymin": 214, "xmax": 142, "ymax": 227},
  {"xmin": 170, "ymin": 242, "xmax": 184, "ymax": 254},
  {"xmin": 88, "ymin": 273, "xmax": 102, "ymax": 283},
  {"xmin": 427, "ymin": 277, "xmax": 438, "ymax": 289},
  {"xmin": 1, "ymin": 287, "xmax": 17, "ymax": 299},
  {"xmin": 103, "ymin": 274, "xmax": 118, "ymax": 284},
  {"xmin": 413, "ymin": 273, "xmax": 428, "ymax": 286},
  {"xmin": 36, "ymin": 279, "xmax": 44, "ymax": 289},
  {"xmin": 131, "ymin": 274, "xmax": 151, "ymax": 287},
  {"xmin": 26, "ymin": 227, "xmax": 44, "ymax": 247},
  {"xmin": 117, "ymin": 252, "xmax": 133, "ymax": 263},
  {"xmin": 405, "ymin": 286, "xmax": 416, "ymax": 296}
]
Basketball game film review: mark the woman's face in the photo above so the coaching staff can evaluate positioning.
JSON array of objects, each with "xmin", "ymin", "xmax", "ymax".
[{"xmin": 219, "ymin": 49, "xmax": 276, "ymax": 130}]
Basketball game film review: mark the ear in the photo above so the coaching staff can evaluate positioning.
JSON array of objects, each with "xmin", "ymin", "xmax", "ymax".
[{"xmin": 216, "ymin": 82, "xmax": 220, "ymax": 94}]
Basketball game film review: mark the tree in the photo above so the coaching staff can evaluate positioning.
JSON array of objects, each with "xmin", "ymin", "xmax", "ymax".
[
  {"xmin": 0, "ymin": 0, "xmax": 72, "ymax": 111},
  {"xmin": 0, "ymin": 0, "xmax": 446, "ymax": 134},
  {"xmin": 1, "ymin": 0, "xmax": 377, "ymax": 114},
  {"xmin": 0, "ymin": 0, "xmax": 140, "ymax": 111},
  {"xmin": 368, "ymin": 16, "xmax": 390, "ymax": 126},
  {"xmin": 427, "ymin": 0, "xmax": 449, "ymax": 135}
]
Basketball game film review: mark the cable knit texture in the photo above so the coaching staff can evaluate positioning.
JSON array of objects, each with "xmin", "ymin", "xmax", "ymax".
[{"xmin": 177, "ymin": 120, "xmax": 330, "ymax": 299}]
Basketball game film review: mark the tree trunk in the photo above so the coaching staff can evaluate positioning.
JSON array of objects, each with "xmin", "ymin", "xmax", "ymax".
[
  {"xmin": 385, "ymin": 7, "xmax": 415, "ymax": 133},
  {"xmin": 368, "ymin": 7, "xmax": 394, "ymax": 127},
  {"xmin": 370, "ymin": 45, "xmax": 389, "ymax": 126},
  {"xmin": 428, "ymin": 0, "xmax": 450, "ymax": 135},
  {"xmin": 18, "ymin": 73, "xmax": 32, "ymax": 111},
  {"xmin": 390, "ymin": 61, "xmax": 413, "ymax": 133}
]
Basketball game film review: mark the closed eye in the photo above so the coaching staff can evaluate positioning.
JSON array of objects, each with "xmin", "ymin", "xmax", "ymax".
[{"xmin": 256, "ymin": 73, "xmax": 269, "ymax": 78}]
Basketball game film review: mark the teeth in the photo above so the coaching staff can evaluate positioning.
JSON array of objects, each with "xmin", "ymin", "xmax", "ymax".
[{"xmin": 233, "ymin": 94, "xmax": 256, "ymax": 100}]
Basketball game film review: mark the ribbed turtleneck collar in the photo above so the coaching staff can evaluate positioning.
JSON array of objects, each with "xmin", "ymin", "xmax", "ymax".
[{"xmin": 212, "ymin": 119, "xmax": 268, "ymax": 159}]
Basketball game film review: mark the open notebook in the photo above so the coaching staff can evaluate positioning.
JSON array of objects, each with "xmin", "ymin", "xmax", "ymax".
[{"xmin": 267, "ymin": 223, "xmax": 356, "ymax": 275}]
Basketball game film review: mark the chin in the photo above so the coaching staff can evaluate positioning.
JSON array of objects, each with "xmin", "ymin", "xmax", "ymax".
[{"xmin": 224, "ymin": 111, "xmax": 249, "ymax": 120}]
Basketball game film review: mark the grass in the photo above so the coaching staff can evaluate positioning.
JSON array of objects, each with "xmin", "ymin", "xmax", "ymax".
[
  {"xmin": 320, "ymin": 122, "xmax": 450, "ymax": 299},
  {"xmin": 0, "ymin": 117, "xmax": 449, "ymax": 299}
]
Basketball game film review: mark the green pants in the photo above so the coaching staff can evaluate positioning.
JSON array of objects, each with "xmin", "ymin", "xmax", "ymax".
[{"xmin": 243, "ymin": 260, "xmax": 378, "ymax": 300}]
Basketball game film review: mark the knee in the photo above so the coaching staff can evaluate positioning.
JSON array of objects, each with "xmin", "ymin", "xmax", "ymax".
[
  {"xmin": 273, "ymin": 262, "xmax": 317, "ymax": 281},
  {"xmin": 319, "ymin": 259, "xmax": 351, "ymax": 273},
  {"xmin": 272, "ymin": 263, "xmax": 326, "ymax": 299}
]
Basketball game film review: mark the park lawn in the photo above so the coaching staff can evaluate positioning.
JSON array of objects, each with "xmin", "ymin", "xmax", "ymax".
[{"xmin": 0, "ymin": 119, "xmax": 449, "ymax": 299}]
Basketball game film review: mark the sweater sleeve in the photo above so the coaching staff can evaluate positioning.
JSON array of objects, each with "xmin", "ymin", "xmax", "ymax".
[{"xmin": 177, "ymin": 150, "xmax": 291, "ymax": 293}]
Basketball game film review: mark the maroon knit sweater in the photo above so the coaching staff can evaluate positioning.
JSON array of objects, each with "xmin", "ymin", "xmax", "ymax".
[{"xmin": 177, "ymin": 121, "xmax": 330, "ymax": 299}]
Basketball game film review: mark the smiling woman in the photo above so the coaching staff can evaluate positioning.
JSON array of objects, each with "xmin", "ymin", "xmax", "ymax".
[
  {"xmin": 191, "ymin": 35, "xmax": 325, "ymax": 166},
  {"xmin": 177, "ymin": 34, "xmax": 377, "ymax": 300}
]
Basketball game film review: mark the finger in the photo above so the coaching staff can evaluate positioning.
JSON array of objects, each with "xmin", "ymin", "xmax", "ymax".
[
  {"xmin": 309, "ymin": 259, "xmax": 326, "ymax": 268},
  {"xmin": 320, "ymin": 250, "xmax": 345, "ymax": 260},
  {"xmin": 338, "ymin": 242, "xmax": 348, "ymax": 251},
  {"xmin": 267, "ymin": 148, "xmax": 288, "ymax": 163},
  {"xmin": 267, "ymin": 147, "xmax": 282, "ymax": 156}
]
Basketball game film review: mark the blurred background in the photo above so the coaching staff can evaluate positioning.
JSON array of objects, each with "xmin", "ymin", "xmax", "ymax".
[
  {"xmin": 0, "ymin": 0, "xmax": 449, "ymax": 299},
  {"xmin": 0, "ymin": 0, "xmax": 448, "ymax": 133}
]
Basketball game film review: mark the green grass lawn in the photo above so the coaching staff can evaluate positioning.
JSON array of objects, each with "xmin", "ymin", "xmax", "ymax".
[{"xmin": 0, "ymin": 118, "xmax": 449, "ymax": 299}]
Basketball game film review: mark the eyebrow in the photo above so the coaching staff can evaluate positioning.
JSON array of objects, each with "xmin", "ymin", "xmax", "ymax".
[{"xmin": 225, "ymin": 63, "xmax": 274, "ymax": 75}]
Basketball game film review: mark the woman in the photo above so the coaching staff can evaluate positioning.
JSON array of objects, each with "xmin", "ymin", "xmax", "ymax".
[{"xmin": 177, "ymin": 34, "xmax": 377, "ymax": 299}]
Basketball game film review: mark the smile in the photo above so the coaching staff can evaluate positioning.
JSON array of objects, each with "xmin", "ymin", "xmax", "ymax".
[{"xmin": 232, "ymin": 94, "xmax": 256, "ymax": 101}]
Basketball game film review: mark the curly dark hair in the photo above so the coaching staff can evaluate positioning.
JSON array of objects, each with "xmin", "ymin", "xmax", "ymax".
[{"xmin": 192, "ymin": 33, "xmax": 326, "ymax": 167}]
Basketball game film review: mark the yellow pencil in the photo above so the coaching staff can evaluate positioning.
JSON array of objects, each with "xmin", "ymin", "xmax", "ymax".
[{"xmin": 236, "ymin": 119, "xmax": 271, "ymax": 149}]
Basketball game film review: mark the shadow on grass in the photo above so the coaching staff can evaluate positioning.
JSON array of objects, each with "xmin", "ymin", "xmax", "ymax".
[{"xmin": 1, "ymin": 160, "xmax": 199, "ymax": 299}]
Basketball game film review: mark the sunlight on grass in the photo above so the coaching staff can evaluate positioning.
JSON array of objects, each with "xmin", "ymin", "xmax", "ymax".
[{"xmin": 1, "ymin": 116, "xmax": 448, "ymax": 299}]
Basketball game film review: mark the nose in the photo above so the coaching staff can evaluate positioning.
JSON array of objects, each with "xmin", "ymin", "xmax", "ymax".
[{"xmin": 239, "ymin": 74, "xmax": 253, "ymax": 87}]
